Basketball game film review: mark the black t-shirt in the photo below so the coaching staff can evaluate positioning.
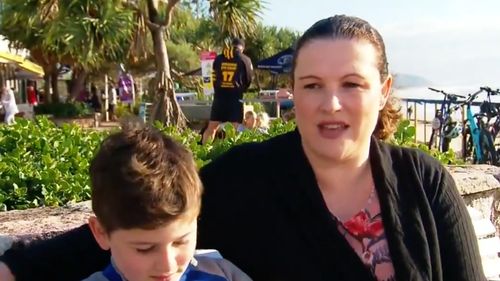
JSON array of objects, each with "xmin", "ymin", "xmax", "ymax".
[{"xmin": 212, "ymin": 48, "xmax": 253, "ymax": 100}]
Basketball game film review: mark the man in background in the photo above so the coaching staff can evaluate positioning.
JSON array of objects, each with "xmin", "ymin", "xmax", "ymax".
[
  {"xmin": 202, "ymin": 38, "xmax": 253, "ymax": 144},
  {"xmin": 108, "ymin": 84, "xmax": 118, "ymax": 121}
]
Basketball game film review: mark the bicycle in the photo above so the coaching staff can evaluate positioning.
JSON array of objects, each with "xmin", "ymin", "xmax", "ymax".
[
  {"xmin": 461, "ymin": 88, "xmax": 498, "ymax": 165},
  {"xmin": 427, "ymin": 87, "xmax": 465, "ymax": 152},
  {"xmin": 479, "ymin": 87, "xmax": 500, "ymax": 140}
]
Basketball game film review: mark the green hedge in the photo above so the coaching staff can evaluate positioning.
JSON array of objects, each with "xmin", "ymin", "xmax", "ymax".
[
  {"xmin": 0, "ymin": 117, "xmax": 107, "ymax": 210},
  {"xmin": 0, "ymin": 117, "xmax": 295, "ymax": 211},
  {"xmin": 0, "ymin": 117, "xmax": 458, "ymax": 211},
  {"xmin": 392, "ymin": 119, "xmax": 461, "ymax": 165},
  {"xmin": 34, "ymin": 102, "xmax": 91, "ymax": 118}
]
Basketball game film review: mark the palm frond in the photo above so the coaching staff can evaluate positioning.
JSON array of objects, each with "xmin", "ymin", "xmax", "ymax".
[{"xmin": 209, "ymin": 0, "xmax": 266, "ymax": 40}]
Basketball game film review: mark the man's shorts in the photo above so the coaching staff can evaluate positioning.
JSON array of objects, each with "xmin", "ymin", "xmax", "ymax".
[{"xmin": 210, "ymin": 98, "xmax": 243, "ymax": 123}]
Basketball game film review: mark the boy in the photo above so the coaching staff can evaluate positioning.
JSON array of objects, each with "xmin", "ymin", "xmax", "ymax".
[{"xmin": 83, "ymin": 125, "xmax": 251, "ymax": 281}]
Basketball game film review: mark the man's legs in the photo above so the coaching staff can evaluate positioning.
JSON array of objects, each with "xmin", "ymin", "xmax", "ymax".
[
  {"xmin": 5, "ymin": 112, "xmax": 15, "ymax": 125},
  {"xmin": 109, "ymin": 104, "xmax": 116, "ymax": 121},
  {"xmin": 202, "ymin": 121, "xmax": 220, "ymax": 144},
  {"xmin": 203, "ymin": 93, "xmax": 244, "ymax": 143}
]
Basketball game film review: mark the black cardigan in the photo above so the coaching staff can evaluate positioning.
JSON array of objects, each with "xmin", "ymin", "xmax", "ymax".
[{"xmin": 1, "ymin": 130, "xmax": 486, "ymax": 281}]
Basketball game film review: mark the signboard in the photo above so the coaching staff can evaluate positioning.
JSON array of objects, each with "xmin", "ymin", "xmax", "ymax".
[{"xmin": 200, "ymin": 51, "xmax": 217, "ymax": 96}]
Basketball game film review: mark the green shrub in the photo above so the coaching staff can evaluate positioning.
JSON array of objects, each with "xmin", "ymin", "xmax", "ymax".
[
  {"xmin": 0, "ymin": 117, "xmax": 295, "ymax": 211},
  {"xmin": 34, "ymin": 102, "xmax": 91, "ymax": 118},
  {"xmin": 391, "ymin": 119, "xmax": 462, "ymax": 165},
  {"xmin": 114, "ymin": 103, "xmax": 141, "ymax": 118},
  {"xmin": 154, "ymin": 119, "xmax": 297, "ymax": 167},
  {"xmin": 0, "ymin": 117, "xmax": 107, "ymax": 211},
  {"xmin": 0, "ymin": 117, "xmax": 464, "ymax": 211}
]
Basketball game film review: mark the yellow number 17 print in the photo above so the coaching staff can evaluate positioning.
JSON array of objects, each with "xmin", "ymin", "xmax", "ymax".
[{"xmin": 222, "ymin": 71, "xmax": 235, "ymax": 82}]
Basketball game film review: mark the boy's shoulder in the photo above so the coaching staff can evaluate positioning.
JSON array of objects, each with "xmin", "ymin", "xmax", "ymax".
[
  {"xmin": 81, "ymin": 250, "xmax": 251, "ymax": 281},
  {"xmin": 187, "ymin": 250, "xmax": 252, "ymax": 281},
  {"xmin": 81, "ymin": 271, "xmax": 109, "ymax": 281}
]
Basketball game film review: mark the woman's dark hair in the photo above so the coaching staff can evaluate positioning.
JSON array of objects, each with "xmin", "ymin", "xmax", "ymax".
[{"xmin": 291, "ymin": 15, "xmax": 401, "ymax": 140}]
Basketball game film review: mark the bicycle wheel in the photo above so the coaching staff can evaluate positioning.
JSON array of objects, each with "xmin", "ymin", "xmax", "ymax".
[
  {"xmin": 464, "ymin": 131, "xmax": 475, "ymax": 163},
  {"xmin": 441, "ymin": 136, "xmax": 452, "ymax": 152},
  {"xmin": 429, "ymin": 116, "xmax": 442, "ymax": 150},
  {"xmin": 441, "ymin": 119, "xmax": 456, "ymax": 152},
  {"xmin": 428, "ymin": 130, "xmax": 437, "ymax": 150},
  {"xmin": 479, "ymin": 130, "xmax": 498, "ymax": 165}
]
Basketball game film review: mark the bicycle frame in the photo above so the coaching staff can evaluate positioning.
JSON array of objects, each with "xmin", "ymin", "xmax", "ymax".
[
  {"xmin": 463, "ymin": 89, "xmax": 485, "ymax": 162},
  {"xmin": 429, "ymin": 96, "xmax": 446, "ymax": 149},
  {"xmin": 427, "ymin": 88, "xmax": 464, "ymax": 151},
  {"xmin": 480, "ymin": 87, "xmax": 500, "ymax": 139},
  {"xmin": 465, "ymin": 103, "xmax": 483, "ymax": 162}
]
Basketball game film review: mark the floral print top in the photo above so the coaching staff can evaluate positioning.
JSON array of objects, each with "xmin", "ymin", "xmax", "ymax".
[{"xmin": 333, "ymin": 187, "xmax": 396, "ymax": 281}]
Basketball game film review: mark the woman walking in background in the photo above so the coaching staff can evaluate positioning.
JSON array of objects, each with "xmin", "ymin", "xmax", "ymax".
[{"xmin": 1, "ymin": 86, "xmax": 18, "ymax": 125}]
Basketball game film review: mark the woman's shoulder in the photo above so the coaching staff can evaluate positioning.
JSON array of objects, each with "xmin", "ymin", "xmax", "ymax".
[
  {"xmin": 377, "ymin": 140, "xmax": 443, "ymax": 169},
  {"xmin": 201, "ymin": 130, "xmax": 298, "ymax": 172},
  {"xmin": 374, "ymin": 140, "xmax": 448, "ymax": 187},
  {"xmin": 374, "ymin": 141, "xmax": 452, "ymax": 203}
]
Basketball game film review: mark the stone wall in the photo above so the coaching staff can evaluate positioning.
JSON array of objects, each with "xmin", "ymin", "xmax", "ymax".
[
  {"xmin": 0, "ymin": 201, "xmax": 93, "ymax": 255},
  {"xmin": 448, "ymin": 165, "xmax": 500, "ymax": 235}
]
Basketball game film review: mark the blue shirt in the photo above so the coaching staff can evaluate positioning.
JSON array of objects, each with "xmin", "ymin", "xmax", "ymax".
[{"xmin": 82, "ymin": 250, "xmax": 252, "ymax": 281}]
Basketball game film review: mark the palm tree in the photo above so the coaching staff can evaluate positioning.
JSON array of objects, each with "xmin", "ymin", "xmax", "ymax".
[
  {"xmin": 125, "ymin": 0, "xmax": 264, "ymax": 127},
  {"xmin": 1, "ymin": 0, "xmax": 61, "ymax": 103},
  {"xmin": 145, "ymin": 0, "xmax": 185, "ymax": 126},
  {"xmin": 1, "ymin": 0, "xmax": 265, "ymax": 126},
  {"xmin": 0, "ymin": 0, "xmax": 134, "ymax": 103},
  {"xmin": 209, "ymin": 0, "xmax": 265, "ymax": 41},
  {"xmin": 44, "ymin": 0, "xmax": 135, "ymax": 100}
]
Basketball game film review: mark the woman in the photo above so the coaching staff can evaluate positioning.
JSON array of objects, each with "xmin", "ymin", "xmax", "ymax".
[
  {"xmin": 26, "ymin": 84, "xmax": 38, "ymax": 107},
  {"xmin": 0, "ymin": 15, "xmax": 485, "ymax": 281},
  {"xmin": 1, "ymin": 86, "xmax": 19, "ymax": 125},
  {"xmin": 255, "ymin": 112, "xmax": 270, "ymax": 133},
  {"xmin": 238, "ymin": 110, "xmax": 257, "ymax": 132}
]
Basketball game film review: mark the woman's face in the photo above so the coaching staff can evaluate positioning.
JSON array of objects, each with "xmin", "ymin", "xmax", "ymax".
[{"xmin": 293, "ymin": 38, "xmax": 391, "ymax": 164}]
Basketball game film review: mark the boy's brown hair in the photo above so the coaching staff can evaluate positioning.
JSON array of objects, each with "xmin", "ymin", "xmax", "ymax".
[{"xmin": 90, "ymin": 125, "xmax": 202, "ymax": 233}]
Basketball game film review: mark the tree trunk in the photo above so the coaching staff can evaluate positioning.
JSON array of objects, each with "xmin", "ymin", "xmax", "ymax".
[
  {"xmin": 43, "ymin": 71, "xmax": 52, "ymax": 104},
  {"xmin": 50, "ymin": 68, "xmax": 60, "ymax": 103},
  {"xmin": 149, "ymin": 25, "xmax": 187, "ymax": 128},
  {"xmin": 68, "ymin": 69, "xmax": 87, "ymax": 101}
]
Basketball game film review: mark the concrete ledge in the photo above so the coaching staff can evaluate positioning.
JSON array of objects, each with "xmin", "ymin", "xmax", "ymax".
[
  {"xmin": 448, "ymin": 165, "xmax": 500, "ymax": 195},
  {"xmin": 447, "ymin": 165, "xmax": 500, "ymax": 236},
  {"xmin": 0, "ymin": 201, "xmax": 92, "ymax": 237}
]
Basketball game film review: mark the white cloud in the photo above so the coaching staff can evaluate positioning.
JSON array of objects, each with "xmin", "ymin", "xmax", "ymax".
[
  {"xmin": 380, "ymin": 16, "xmax": 500, "ymax": 37},
  {"xmin": 381, "ymin": 17, "xmax": 500, "ymax": 86}
]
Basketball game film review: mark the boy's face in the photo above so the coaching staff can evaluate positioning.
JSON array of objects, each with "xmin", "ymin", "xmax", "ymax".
[{"xmin": 89, "ymin": 216, "xmax": 197, "ymax": 281}]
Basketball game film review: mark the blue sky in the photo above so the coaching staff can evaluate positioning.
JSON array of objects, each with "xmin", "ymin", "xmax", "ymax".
[{"xmin": 261, "ymin": 0, "xmax": 500, "ymax": 87}]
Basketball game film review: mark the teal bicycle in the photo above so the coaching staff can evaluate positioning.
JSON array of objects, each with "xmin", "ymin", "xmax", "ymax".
[{"xmin": 461, "ymin": 88, "xmax": 498, "ymax": 165}]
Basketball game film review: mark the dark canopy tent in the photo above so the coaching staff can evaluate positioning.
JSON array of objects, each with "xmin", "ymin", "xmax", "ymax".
[
  {"xmin": 256, "ymin": 47, "xmax": 294, "ymax": 88},
  {"xmin": 256, "ymin": 47, "xmax": 294, "ymax": 74}
]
